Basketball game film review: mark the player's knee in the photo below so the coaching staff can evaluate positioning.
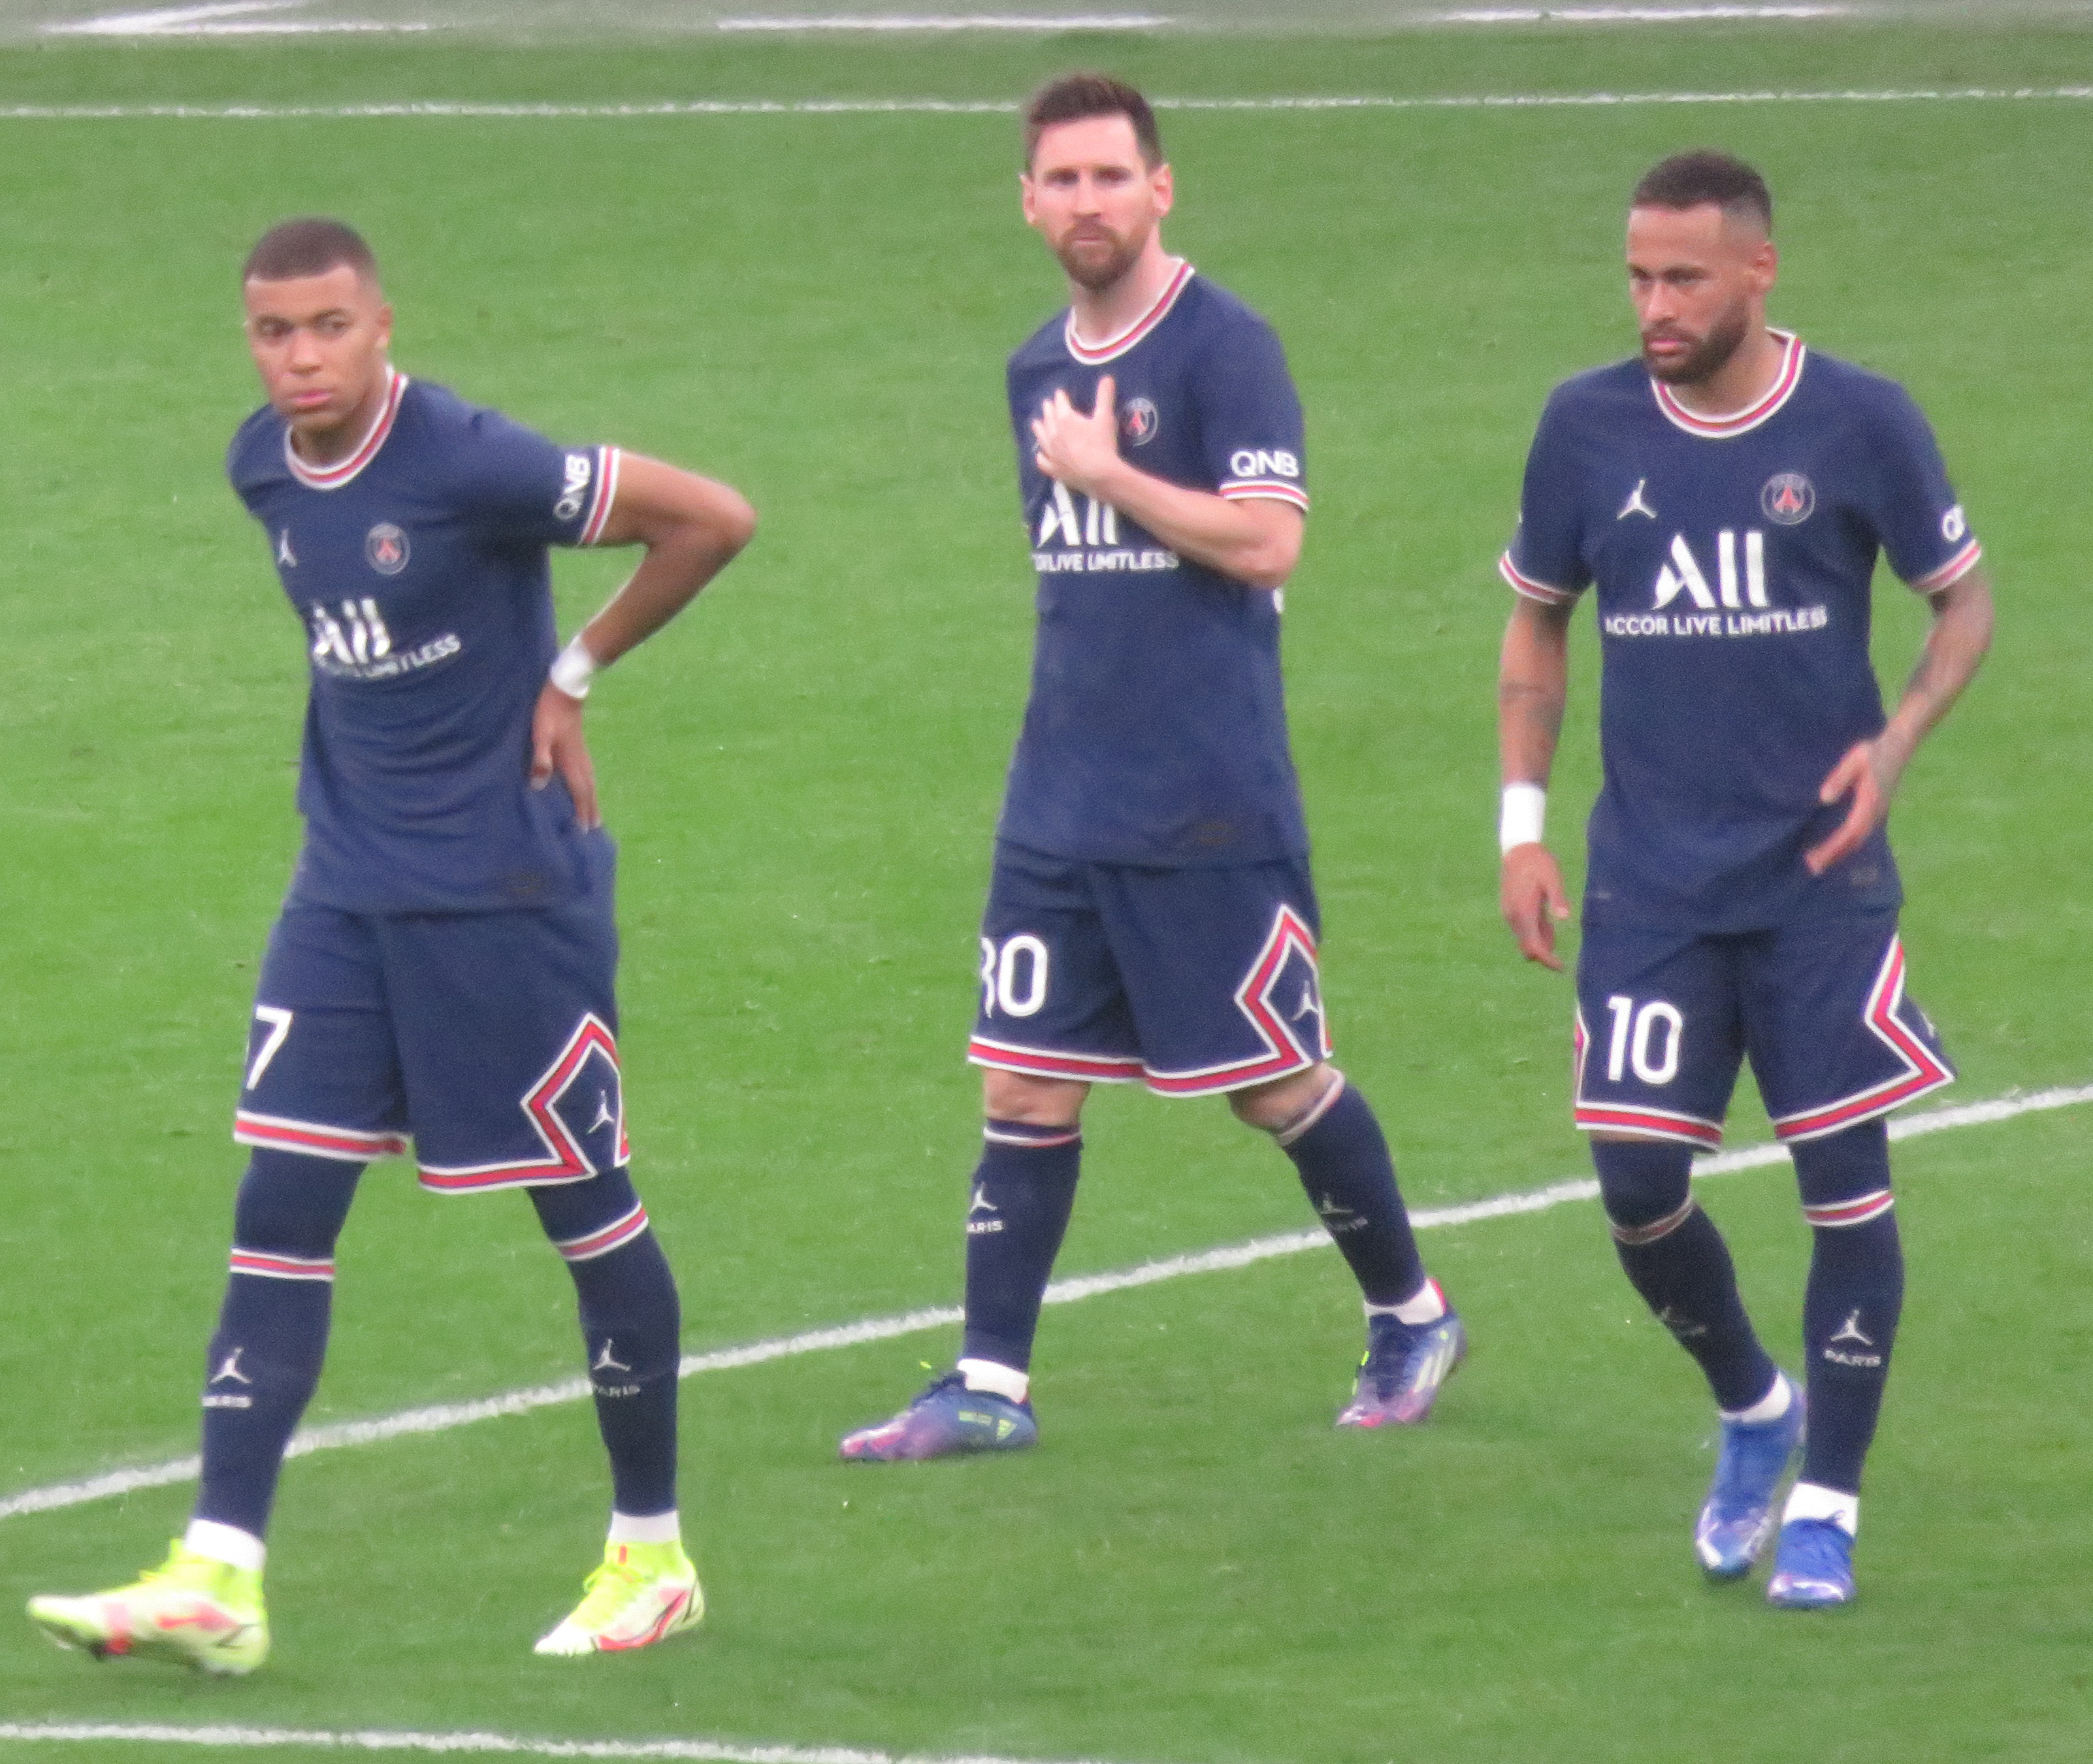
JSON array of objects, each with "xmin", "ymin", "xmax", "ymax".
[
  {"xmin": 981, "ymin": 1068, "xmax": 1086, "ymax": 1128},
  {"xmin": 1590, "ymin": 1135, "xmax": 1696, "ymax": 1233},
  {"xmin": 1230, "ymin": 1062, "xmax": 1337, "ymax": 1135},
  {"xmin": 232, "ymin": 1149, "xmax": 363, "ymax": 1260},
  {"xmin": 1790, "ymin": 1118, "xmax": 1892, "ymax": 1213}
]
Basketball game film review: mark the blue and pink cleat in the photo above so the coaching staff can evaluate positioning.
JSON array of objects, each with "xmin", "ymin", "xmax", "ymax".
[
  {"xmin": 839, "ymin": 1371, "xmax": 1039, "ymax": 1462},
  {"xmin": 1335, "ymin": 1308, "xmax": 1467, "ymax": 1428},
  {"xmin": 1695, "ymin": 1379, "xmax": 1806, "ymax": 1580},
  {"xmin": 1766, "ymin": 1518, "xmax": 1856, "ymax": 1608}
]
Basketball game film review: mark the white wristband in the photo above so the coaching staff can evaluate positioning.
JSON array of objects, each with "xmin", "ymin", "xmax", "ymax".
[
  {"xmin": 549, "ymin": 634, "xmax": 599, "ymax": 700},
  {"xmin": 1499, "ymin": 783, "xmax": 1546, "ymax": 854}
]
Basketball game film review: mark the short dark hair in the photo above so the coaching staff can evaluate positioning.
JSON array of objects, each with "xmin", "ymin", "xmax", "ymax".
[
  {"xmin": 1023, "ymin": 72, "xmax": 1163, "ymax": 170},
  {"xmin": 1631, "ymin": 151, "xmax": 1773, "ymax": 235},
  {"xmin": 242, "ymin": 216, "xmax": 380, "ymax": 285}
]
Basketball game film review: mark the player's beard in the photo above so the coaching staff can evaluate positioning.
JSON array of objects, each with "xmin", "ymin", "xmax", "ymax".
[
  {"xmin": 1053, "ymin": 220, "xmax": 1149, "ymax": 293},
  {"xmin": 1641, "ymin": 297, "xmax": 1751, "ymax": 385}
]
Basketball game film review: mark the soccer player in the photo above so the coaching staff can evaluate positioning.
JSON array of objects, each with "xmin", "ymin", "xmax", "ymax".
[
  {"xmin": 839, "ymin": 74, "xmax": 1461, "ymax": 1463},
  {"xmin": 27, "ymin": 219, "xmax": 756, "ymax": 1672},
  {"xmin": 1496, "ymin": 153, "xmax": 1992, "ymax": 1607}
]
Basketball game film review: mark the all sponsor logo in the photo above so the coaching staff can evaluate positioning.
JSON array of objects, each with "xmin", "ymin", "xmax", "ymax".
[
  {"xmin": 1760, "ymin": 472, "xmax": 1815, "ymax": 526},
  {"xmin": 1942, "ymin": 503, "xmax": 1967, "ymax": 543},
  {"xmin": 1120, "ymin": 396, "xmax": 1160, "ymax": 446},
  {"xmin": 365, "ymin": 522, "xmax": 410, "ymax": 576}
]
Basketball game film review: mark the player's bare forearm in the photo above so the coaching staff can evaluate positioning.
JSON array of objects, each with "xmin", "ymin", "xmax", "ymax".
[
  {"xmin": 1082, "ymin": 460, "xmax": 1303, "ymax": 589},
  {"xmin": 1805, "ymin": 569, "xmax": 1992, "ymax": 874},
  {"xmin": 1498, "ymin": 596, "xmax": 1572, "ymax": 786},
  {"xmin": 1881, "ymin": 569, "xmax": 1994, "ymax": 779},
  {"xmin": 1497, "ymin": 596, "xmax": 1575, "ymax": 968},
  {"xmin": 581, "ymin": 452, "xmax": 758, "ymax": 666}
]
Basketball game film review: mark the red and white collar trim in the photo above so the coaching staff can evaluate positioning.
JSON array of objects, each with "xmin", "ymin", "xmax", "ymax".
[
  {"xmin": 1064, "ymin": 259, "xmax": 1194, "ymax": 366},
  {"xmin": 284, "ymin": 367, "xmax": 407, "ymax": 490},
  {"xmin": 1651, "ymin": 329, "xmax": 1804, "ymax": 440}
]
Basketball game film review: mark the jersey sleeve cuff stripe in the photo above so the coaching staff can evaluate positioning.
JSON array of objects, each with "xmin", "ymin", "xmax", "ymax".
[
  {"xmin": 1908, "ymin": 537, "xmax": 1982, "ymax": 593},
  {"xmin": 579, "ymin": 445, "xmax": 621, "ymax": 547},
  {"xmin": 1499, "ymin": 551, "xmax": 1577, "ymax": 605},
  {"xmin": 1218, "ymin": 480, "xmax": 1309, "ymax": 510}
]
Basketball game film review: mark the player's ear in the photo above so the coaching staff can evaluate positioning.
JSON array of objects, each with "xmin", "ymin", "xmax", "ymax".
[
  {"xmin": 375, "ymin": 301, "xmax": 395, "ymax": 350},
  {"xmin": 1749, "ymin": 238, "xmax": 1778, "ymax": 295},
  {"xmin": 1151, "ymin": 161, "xmax": 1174, "ymax": 218},
  {"xmin": 1020, "ymin": 171, "xmax": 1040, "ymax": 227}
]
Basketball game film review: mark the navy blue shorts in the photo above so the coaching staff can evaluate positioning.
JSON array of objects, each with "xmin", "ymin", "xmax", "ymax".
[
  {"xmin": 1572, "ymin": 909, "xmax": 1954, "ymax": 1148},
  {"xmin": 966, "ymin": 841, "xmax": 1332, "ymax": 1097},
  {"xmin": 233, "ymin": 853, "xmax": 626, "ymax": 1194}
]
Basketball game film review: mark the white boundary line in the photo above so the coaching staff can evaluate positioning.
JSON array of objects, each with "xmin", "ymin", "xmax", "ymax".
[
  {"xmin": 0, "ymin": 1723, "xmax": 1101, "ymax": 1763},
  {"xmin": 3, "ymin": 1082, "xmax": 2085, "ymax": 1526},
  {"xmin": 1, "ymin": 86, "xmax": 2093, "ymax": 120}
]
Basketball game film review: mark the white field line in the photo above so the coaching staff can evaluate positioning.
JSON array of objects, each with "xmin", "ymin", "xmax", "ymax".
[
  {"xmin": 2, "ymin": 1081, "xmax": 2085, "ymax": 1527},
  {"xmin": 1435, "ymin": 3, "xmax": 1846, "ymax": 19},
  {"xmin": 717, "ymin": 12, "xmax": 1173, "ymax": 27},
  {"xmin": 46, "ymin": 1, "xmax": 435, "ymax": 32},
  {"xmin": 0, "ymin": 1723, "xmax": 1108, "ymax": 1764},
  {"xmin": 3, "ymin": 86, "xmax": 2093, "ymax": 120}
]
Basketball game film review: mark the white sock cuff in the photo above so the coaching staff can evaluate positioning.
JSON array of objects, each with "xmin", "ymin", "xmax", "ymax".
[
  {"xmin": 183, "ymin": 1518, "xmax": 266, "ymax": 1572},
  {"xmin": 956, "ymin": 1357, "xmax": 1030, "ymax": 1403},
  {"xmin": 1721, "ymin": 1369, "xmax": 1794, "ymax": 1426},
  {"xmin": 1368, "ymin": 1277, "xmax": 1447, "ymax": 1327},
  {"xmin": 608, "ymin": 1509, "xmax": 681, "ymax": 1546},
  {"xmin": 1783, "ymin": 1481, "xmax": 1859, "ymax": 1537}
]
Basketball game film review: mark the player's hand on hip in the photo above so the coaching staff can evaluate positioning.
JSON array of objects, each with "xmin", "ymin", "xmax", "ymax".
[
  {"xmin": 1804, "ymin": 738, "xmax": 1894, "ymax": 875},
  {"xmin": 531, "ymin": 680, "xmax": 601, "ymax": 830},
  {"xmin": 1031, "ymin": 374, "xmax": 1121, "ymax": 495},
  {"xmin": 1501, "ymin": 843, "xmax": 1570, "ymax": 971}
]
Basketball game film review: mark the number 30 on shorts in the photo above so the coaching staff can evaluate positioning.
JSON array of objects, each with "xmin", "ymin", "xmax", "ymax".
[
  {"xmin": 979, "ymin": 934, "xmax": 1049, "ymax": 1019},
  {"xmin": 1602, "ymin": 994, "xmax": 1683, "ymax": 1085}
]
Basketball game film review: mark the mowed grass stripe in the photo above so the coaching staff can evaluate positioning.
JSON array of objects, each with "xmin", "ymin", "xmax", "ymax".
[
  {"xmin": 3, "ymin": 84, "xmax": 2093, "ymax": 120},
  {"xmin": 5, "ymin": 1083, "xmax": 2084, "ymax": 1527}
]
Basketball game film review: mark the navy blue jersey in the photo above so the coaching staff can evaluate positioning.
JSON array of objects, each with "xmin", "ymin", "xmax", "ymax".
[
  {"xmin": 227, "ymin": 371, "xmax": 619, "ymax": 914},
  {"xmin": 1501, "ymin": 334, "xmax": 1981, "ymax": 932},
  {"xmin": 999, "ymin": 265, "xmax": 1312, "ymax": 868}
]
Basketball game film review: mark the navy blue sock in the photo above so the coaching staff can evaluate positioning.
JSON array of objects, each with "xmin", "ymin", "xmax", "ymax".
[
  {"xmin": 960, "ymin": 1122, "xmax": 1082, "ymax": 1372},
  {"xmin": 1274, "ymin": 1079, "xmax": 1425, "ymax": 1307},
  {"xmin": 1594, "ymin": 1138, "xmax": 1779, "ymax": 1413},
  {"xmin": 1793, "ymin": 1122, "xmax": 1904, "ymax": 1494},
  {"xmin": 194, "ymin": 1151, "xmax": 363, "ymax": 1539},
  {"xmin": 534, "ymin": 1169, "xmax": 681, "ymax": 1518}
]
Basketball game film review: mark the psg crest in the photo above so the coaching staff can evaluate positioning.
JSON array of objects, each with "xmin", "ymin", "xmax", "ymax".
[
  {"xmin": 365, "ymin": 521, "xmax": 410, "ymax": 576},
  {"xmin": 1759, "ymin": 473, "xmax": 1815, "ymax": 527},
  {"xmin": 1120, "ymin": 396, "xmax": 1160, "ymax": 446}
]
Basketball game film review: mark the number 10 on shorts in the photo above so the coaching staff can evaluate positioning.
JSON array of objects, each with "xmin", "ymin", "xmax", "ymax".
[
  {"xmin": 981, "ymin": 935, "xmax": 1048, "ymax": 1019},
  {"xmin": 1604, "ymin": 994, "xmax": 1682, "ymax": 1086}
]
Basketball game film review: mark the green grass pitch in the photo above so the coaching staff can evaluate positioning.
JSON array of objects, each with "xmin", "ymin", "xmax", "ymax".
[{"xmin": 2, "ymin": 13, "xmax": 2092, "ymax": 1763}]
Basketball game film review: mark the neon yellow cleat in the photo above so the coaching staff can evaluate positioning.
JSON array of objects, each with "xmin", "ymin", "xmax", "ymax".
[
  {"xmin": 27, "ymin": 1543, "xmax": 268, "ymax": 1677},
  {"xmin": 533, "ymin": 1539, "xmax": 703, "ymax": 1656}
]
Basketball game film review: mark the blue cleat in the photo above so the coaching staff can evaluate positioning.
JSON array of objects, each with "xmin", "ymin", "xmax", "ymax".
[
  {"xmin": 839, "ymin": 1371, "xmax": 1038, "ymax": 1462},
  {"xmin": 1335, "ymin": 1308, "xmax": 1467, "ymax": 1428},
  {"xmin": 1695, "ymin": 1379, "xmax": 1805, "ymax": 1579},
  {"xmin": 1766, "ymin": 1518, "xmax": 1856, "ymax": 1608}
]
